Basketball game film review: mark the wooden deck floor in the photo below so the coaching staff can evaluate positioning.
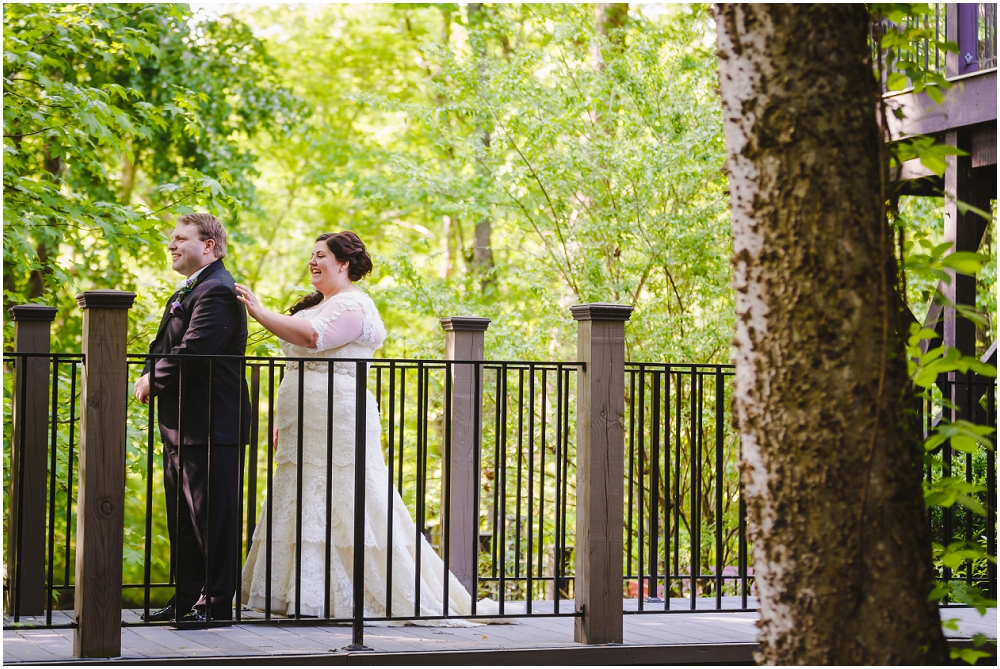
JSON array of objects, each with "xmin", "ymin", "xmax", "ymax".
[{"xmin": 4, "ymin": 600, "xmax": 995, "ymax": 665}]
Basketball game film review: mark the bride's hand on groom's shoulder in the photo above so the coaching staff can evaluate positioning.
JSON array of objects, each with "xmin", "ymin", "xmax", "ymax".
[{"xmin": 234, "ymin": 284, "xmax": 263, "ymax": 320}]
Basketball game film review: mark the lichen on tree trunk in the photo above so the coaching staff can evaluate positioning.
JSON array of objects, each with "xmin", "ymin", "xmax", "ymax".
[{"xmin": 714, "ymin": 4, "xmax": 949, "ymax": 664}]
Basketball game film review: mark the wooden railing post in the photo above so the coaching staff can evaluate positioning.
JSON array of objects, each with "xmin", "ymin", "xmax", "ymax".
[
  {"xmin": 571, "ymin": 302, "xmax": 632, "ymax": 645},
  {"xmin": 8, "ymin": 304, "xmax": 57, "ymax": 616},
  {"xmin": 440, "ymin": 316, "xmax": 490, "ymax": 594},
  {"xmin": 74, "ymin": 290, "xmax": 135, "ymax": 659}
]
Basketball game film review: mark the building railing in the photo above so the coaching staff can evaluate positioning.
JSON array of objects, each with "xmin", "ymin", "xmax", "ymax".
[
  {"xmin": 976, "ymin": 3, "xmax": 998, "ymax": 70},
  {"xmin": 921, "ymin": 373, "xmax": 998, "ymax": 597},
  {"xmin": 3, "ymin": 296, "xmax": 996, "ymax": 655},
  {"xmin": 871, "ymin": 2, "xmax": 949, "ymax": 84},
  {"xmin": 872, "ymin": 3, "xmax": 998, "ymax": 93}
]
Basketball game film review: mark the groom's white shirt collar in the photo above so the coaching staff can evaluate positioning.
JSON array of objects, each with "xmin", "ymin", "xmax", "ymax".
[{"xmin": 174, "ymin": 263, "xmax": 211, "ymax": 290}]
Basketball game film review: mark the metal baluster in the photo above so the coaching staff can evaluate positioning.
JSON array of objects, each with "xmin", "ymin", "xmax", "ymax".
[
  {"xmin": 664, "ymin": 368, "xmax": 672, "ymax": 611},
  {"xmin": 264, "ymin": 361, "xmax": 274, "ymax": 621},
  {"xmin": 385, "ymin": 362, "xmax": 395, "ymax": 619},
  {"xmin": 415, "ymin": 362, "xmax": 425, "ymax": 615},
  {"xmin": 536, "ymin": 368, "xmax": 547, "ymax": 600},
  {"xmin": 638, "ymin": 366, "xmax": 646, "ymax": 610},
  {"xmin": 205, "ymin": 359, "xmax": 214, "ymax": 624},
  {"xmin": 498, "ymin": 365, "xmax": 508, "ymax": 615},
  {"xmin": 46, "ymin": 357, "xmax": 59, "ymax": 626},
  {"xmin": 143, "ymin": 360, "xmax": 156, "ymax": 622},
  {"xmin": 526, "ymin": 365, "xmax": 535, "ymax": 612},
  {"xmin": 471, "ymin": 360, "xmax": 482, "ymax": 615},
  {"xmin": 515, "ymin": 368, "xmax": 524, "ymax": 585},
  {"xmin": 235, "ymin": 357, "xmax": 246, "ymax": 624},
  {"xmin": 674, "ymin": 371, "xmax": 682, "ymax": 605},
  {"xmin": 627, "ymin": 368, "xmax": 636, "ymax": 589},
  {"xmin": 690, "ymin": 370, "xmax": 698, "ymax": 610},
  {"xmin": 715, "ymin": 368, "xmax": 724, "ymax": 609},
  {"xmin": 348, "ymin": 361, "xmax": 370, "ymax": 649},
  {"xmin": 492, "ymin": 366, "xmax": 501, "ymax": 584},
  {"xmin": 398, "ymin": 367, "xmax": 406, "ymax": 498},
  {"xmin": 553, "ymin": 365, "xmax": 562, "ymax": 614},
  {"xmin": 325, "ymin": 362, "xmax": 335, "ymax": 620},
  {"xmin": 65, "ymin": 363, "xmax": 78, "ymax": 590},
  {"xmin": 650, "ymin": 370, "xmax": 662, "ymax": 605},
  {"xmin": 560, "ymin": 367, "xmax": 572, "ymax": 607},
  {"xmin": 13, "ymin": 356, "xmax": 29, "ymax": 622},
  {"xmin": 443, "ymin": 361, "xmax": 452, "ymax": 617},
  {"xmin": 246, "ymin": 366, "xmax": 260, "ymax": 557}
]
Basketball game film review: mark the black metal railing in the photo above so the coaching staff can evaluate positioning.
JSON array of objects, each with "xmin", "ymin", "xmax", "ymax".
[
  {"xmin": 622, "ymin": 364, "xmax": 753, "ymax": 613},
  {"xmin": 3, "ymin": 353, "xmax": 583, "ymax": 633},
  {"xmin": 871, "ymin": 3, "xmax": 998, "ymax": 92},
  {"xmin": 871, "ymin": 2, "xmax": 949, "ymax": 89},
  {"xmin": 921, "ymin": 374, "xmax": 998, "ymax": 601},
  {"xmin": 3, "ymin": 352, "xmax": 83, "ymax": 628},
  {"xmin": 977, "ymin": 3, "xmax": 997, "ymax": 70},
  {"xmin": 4, "ymin": 352, "xmax": 996, "ymax": 632}
]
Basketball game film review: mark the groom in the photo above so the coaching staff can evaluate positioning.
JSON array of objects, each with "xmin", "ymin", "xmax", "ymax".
[{"xmin": 134, "ymin": 213, "xmax": 250, "ymax": 624}]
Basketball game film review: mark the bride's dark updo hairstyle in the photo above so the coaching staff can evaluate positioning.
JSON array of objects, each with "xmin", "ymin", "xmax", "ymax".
[{"xmin": 288, "ymin": 231, "xmax": 373, "ymax": 315}]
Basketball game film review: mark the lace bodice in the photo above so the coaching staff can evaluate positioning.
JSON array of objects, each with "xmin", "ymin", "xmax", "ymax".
[{"xmin": 279, "ymin": 290, "xmax": 386, "ymax": 363}]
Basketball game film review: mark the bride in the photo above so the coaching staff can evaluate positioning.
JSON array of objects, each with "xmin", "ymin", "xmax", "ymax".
[{"xmin": 235, "ymin": 231, "xmax": 492, "ymax": 624}]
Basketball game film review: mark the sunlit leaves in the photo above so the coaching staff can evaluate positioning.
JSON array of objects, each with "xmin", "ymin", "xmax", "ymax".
[
  {"xmin": 929, "ymin": 569, "xmax": 998, "ymax": 614},
  {"xmin": 3, "ymin": 3, "xmax": 300, "ymax": 348},
  {"xmin": 234, "ymin": 3, "xmax": 732, "ymax": 363},
  {"xmin": 893, "ymin": 135, "xmax": 966, "ymax": 177},
  {"xmin": 924, "ymin": 477, "xmax": 989, "ymax": 515}
]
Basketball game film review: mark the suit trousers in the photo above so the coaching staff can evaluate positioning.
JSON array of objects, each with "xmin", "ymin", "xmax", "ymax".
[{"xmin": 163, "ymin": 442, "xmax": 240, "ymax": 619}]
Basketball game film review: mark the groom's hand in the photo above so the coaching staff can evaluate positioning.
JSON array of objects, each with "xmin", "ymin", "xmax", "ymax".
[{"xmin": 134, "ymin": 373, "xmax": 151, "ymax": 405}]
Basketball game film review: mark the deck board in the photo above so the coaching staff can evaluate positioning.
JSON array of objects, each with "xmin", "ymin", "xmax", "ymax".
[{"xmin": 4, "ymin": 601, "xmax": 994, "ymax": 665}]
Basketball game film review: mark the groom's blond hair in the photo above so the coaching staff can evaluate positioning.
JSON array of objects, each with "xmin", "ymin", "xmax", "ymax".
[{"xmin": 177, "ymin": 213, "xmax": 227, "ymax": 259}]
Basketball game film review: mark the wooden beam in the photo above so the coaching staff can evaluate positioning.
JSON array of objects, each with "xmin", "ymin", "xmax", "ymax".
[
  {"xmin": 73, "ymin": 290, "xmax": 135, "ymax": 659},
  {"xmin": 884, "ymin": 70, "xmax": 997, "ymax": 140},
  {"xmin": 7, "ymin": 304, "xmax": 57, "ymax": 616},
  {"xmin": 571, "ymin": 302, "xmax": 632, "ymax": 645},
  {"xmin": 942, "ymin": 129, "xmax": 992, "ymax": 422},
  {"xmin": 440, "ymin": 316, "xmax": 490, "ymax": 596},
  {"xmin": 972, "ymin": 123, "xmax": 997, "ymax": 168}
]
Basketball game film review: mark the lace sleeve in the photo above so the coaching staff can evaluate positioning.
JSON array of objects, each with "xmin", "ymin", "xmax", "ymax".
[{"xmin": 307, "ymin": 297, "xmax": 365, "ymax": 351}]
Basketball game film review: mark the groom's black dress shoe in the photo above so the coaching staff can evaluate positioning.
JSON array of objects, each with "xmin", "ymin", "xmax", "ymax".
[
  {"xmin": 174, "ymin": 609, "xmax": 233, "ymax": 629},
  {"xmin": 141, "ymin": 604, "xmax": 176, "ymax": 623}
]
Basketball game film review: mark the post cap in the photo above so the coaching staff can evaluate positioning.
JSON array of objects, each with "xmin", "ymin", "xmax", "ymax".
[
  {"xmin": 440, "ymin": 316, "xmax": 491, "ymax": 332},
  {"xmin": 10, "ymin": 304, "xmax": 57, "ymax": 322},
  {"xmin": 570, "ymin": 303, "xmax": 633, "ymax": 322},
  {"xmin": 75, "ymin": 290, "xmax": 137, "ymax": 311}
]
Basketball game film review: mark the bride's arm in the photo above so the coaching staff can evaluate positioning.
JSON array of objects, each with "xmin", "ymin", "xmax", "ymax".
[{"xmin": 235, "ymin": 284, "xmax": 318, "ymax": 348}]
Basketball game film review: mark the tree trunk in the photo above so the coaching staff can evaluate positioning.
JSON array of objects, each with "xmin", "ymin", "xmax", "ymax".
[
  {"xmin": 468, "ymin": 2, "xmax": 497, "ymax": 299},
  {"xmin": 593, "ymin": 4, "xmax": 628, "ymax": 71},
  {"xmin": 29, "ymin": 148, "xmax": 63, "ymax": 299},
  {"xmin": 714, "ymin": 5, "xmax": 949, "ymax": 664}
]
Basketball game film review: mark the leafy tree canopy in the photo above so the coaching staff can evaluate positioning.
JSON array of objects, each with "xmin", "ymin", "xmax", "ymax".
[{"xmin": 3, "ymin": 3, "xmax": 300, "ymax": 348}]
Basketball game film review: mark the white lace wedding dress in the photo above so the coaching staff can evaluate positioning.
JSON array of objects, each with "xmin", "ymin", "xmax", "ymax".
[{"xmin": 241, "ymin": 290, "xmax": 495, "ymax": 625}]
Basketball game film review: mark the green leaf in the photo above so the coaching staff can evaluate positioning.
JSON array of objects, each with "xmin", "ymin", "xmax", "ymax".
[
  {"xmin": 967, "ymin": 360, "xmax": 998, "ymax": 377},
  {"xmin": 915, "ymin": 328, "xmax": 939, "ymax": 341},
  {"xmin": 886, "ymin": 72, "xmax": 909, "ymax": 91},
  {"xmin": 950, "ymin": 435, "xmax": 982, "ymax": 454},
  {"xmin": 942, "ymin": 251, "xmax": 990, "ymax": 276},
  {"xmin": 919, "ymin": 347, "xmax": 944, "ymax": 365},
  {"xmin": 952, "ymin": 494, "xmax": 986, "ymax": 516},
  {"xmin": 951, "ymin": 648, "xmax": 992, "ymax": 664}
]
